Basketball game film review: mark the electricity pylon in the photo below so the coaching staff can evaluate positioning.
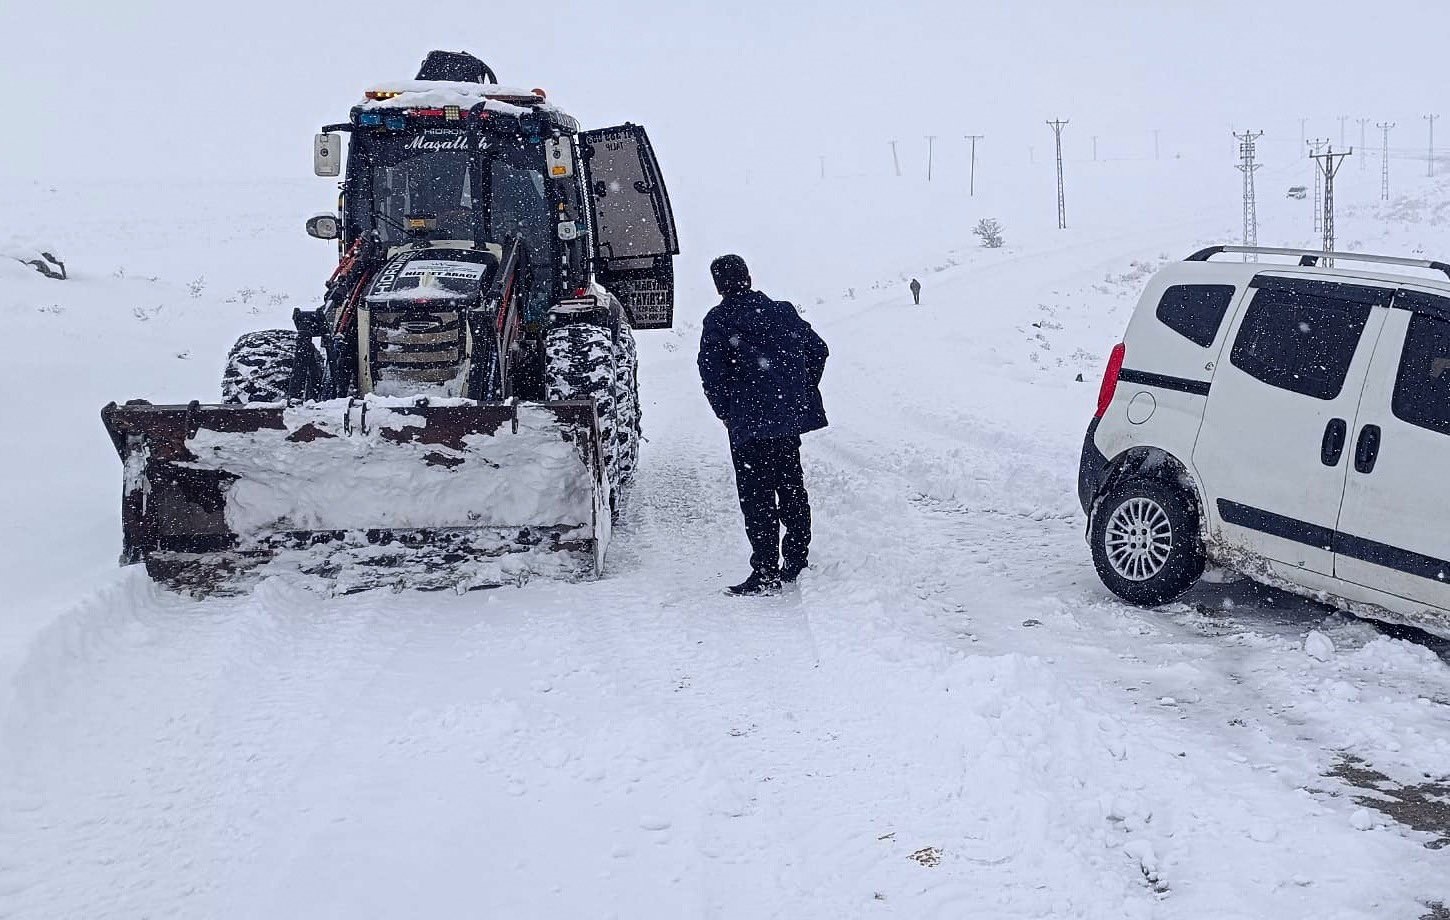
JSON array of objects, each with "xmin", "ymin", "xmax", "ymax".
[
  {"xmin": 1378, "ymin": 122, "xmax": 1395, "ymax": 200},
  {"xmin": 964, "ymin": 134, "xmax": 984, "ymax": 196},
  {"xmin": 1047, "ymin": 119, "xmax": 1069, "ymax": 229},
  {"xmin": 1235, "ymin": 131, "xmax": 1264, "ymax": 261},
  {"xmin": 1311, "ymin": 145, "xmax": 1353, "ymax": 263}
]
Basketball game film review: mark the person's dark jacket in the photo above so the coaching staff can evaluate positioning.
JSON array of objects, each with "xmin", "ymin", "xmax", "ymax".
[{"xmin": 697, "ymin": 289, "xmax": 829, "ymax": 442}]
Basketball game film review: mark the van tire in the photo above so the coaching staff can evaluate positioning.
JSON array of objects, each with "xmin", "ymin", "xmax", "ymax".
[{"xmin": 1090, "ymin": 478, "xmax": 1205, "ymax": 606}]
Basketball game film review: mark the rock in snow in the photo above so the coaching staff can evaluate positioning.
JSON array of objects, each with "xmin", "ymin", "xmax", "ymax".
[{"xmin": 1304, "ymin": 630, "xmax": 1337, "ymax": 662}]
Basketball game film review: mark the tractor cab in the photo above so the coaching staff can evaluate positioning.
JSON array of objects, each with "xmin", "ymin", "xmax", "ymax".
[{"xmin": 310, "ymin": 64, "xmax": 678, "ymax": 331}]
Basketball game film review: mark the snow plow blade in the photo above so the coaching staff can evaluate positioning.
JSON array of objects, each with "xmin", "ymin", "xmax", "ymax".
[{"xmin": 100, "ymin": 399, "xmax": 610, "ymax": 595}]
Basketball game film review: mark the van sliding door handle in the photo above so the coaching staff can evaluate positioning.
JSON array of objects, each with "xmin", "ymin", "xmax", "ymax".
[
  {"xmin": 1354, "ymin": 424, "xmax": 1382, "ymax": 474},
  {"xmin": 1320, "ymin": 418, "xmax": 1347, "ymax": 466}
]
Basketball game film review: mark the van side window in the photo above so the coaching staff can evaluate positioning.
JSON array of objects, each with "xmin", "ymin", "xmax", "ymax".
[
  {"xmin": 1392, "ymin": 313, "xmax": 1450, "ymax": 436},
  {"xmin": 1155, "ymin": 284, "xmax": 1236, "ymax": 347},
  {"xmin": 1229, "ymin": 288, "xmax": 1371, "ymax": 400}
]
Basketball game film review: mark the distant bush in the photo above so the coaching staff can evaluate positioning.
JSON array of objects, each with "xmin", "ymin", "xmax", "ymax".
[{"xmin": 973, "ymin": 218, "xmax": 1005, "ymax": 249}]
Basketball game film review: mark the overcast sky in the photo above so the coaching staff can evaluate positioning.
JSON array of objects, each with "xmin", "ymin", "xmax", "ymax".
[{"xmin": 3, "ymin": 0, "xmax": 1447, "ymax": 184}]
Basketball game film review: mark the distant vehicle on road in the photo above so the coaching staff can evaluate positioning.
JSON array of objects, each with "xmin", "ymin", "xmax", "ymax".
[
  {"xmin": 1079, "ymin": 245, "xmax": 1450, "ymax": 639},
  {"xmin": 1287, "ymin": 186, "xmax": 1308, "ymax": 199}
]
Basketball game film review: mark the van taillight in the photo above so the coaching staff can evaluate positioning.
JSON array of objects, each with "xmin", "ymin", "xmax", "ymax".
[{"xmin": 1096, "ymin": 343, "xmax": 1126, "ymax": 418}]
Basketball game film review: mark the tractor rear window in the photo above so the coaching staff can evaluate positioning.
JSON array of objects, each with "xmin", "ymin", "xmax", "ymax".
[
  {"xmin": 1229, "ymin": 287, "xmax": 1371, "ymax": 400},
  {"xmin": 1155, "ymin": 284, "xmax": 1236, "ymax": 347},
  {"xmin": 1392, "ymin": 312, "xmax": 1450, "ymax": 437}
]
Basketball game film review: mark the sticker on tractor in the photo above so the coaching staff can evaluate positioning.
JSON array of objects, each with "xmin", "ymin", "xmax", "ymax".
[{"xmin": 406, "ymin": 133, "xmax": 470, "ymax": 152}]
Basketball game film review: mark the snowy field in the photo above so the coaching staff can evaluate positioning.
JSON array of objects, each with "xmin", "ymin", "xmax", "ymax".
[{"xmin": 2, "ymin": 144, "xmax": 1449, "ymax": 919}]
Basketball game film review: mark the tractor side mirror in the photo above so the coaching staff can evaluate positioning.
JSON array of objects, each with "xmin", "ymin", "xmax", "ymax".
[
  {"xmin": 314, "ymin": 133, "xmax": 342, "ymax": 177},
  {"xmin": 306, "ymin": 213, "xmax": 340, "ymax": 240},
  {"xmin": 545, "ymin": 136, "xmax": 574, "ymax": 179}
]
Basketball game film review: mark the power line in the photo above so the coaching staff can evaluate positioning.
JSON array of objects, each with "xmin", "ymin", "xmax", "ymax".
[
  {"xmin": 1307, "ymin": 138, "xmax": 1328, "ymax": 233},
  {"xmin": 1311, "ymin": 145, "xmax": 1353, "ymax": 263},
  {"xmin": 1047, "ymin": 118, "xmax": 1069, "ymax": 229},
  {"xmin": 1234, "ymin": 131, "xmax": 1264, "ymax": 261},
  {"xmin": 1378, "ymin": 122, "xmax": 1396, "ymax": 200},
  {"xmin": 925, "ymin": 135, "xmax": 936, "ymax": 182},
  {"xmin": 964, "ymin": 134, "xmax": 984, "ymax": 196}
]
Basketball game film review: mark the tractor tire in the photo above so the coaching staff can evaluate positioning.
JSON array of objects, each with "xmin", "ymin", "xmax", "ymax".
[
  {"xmin": 221, "ymin": 330, "xmax": 302, "ymax": 404},
  {"xmin": 545, "ymin": 324, "xmax": 619, "ymax": 493},
  {"xmin": 613, "ymin": 323, "xmax": 640, "ymax": 493}
]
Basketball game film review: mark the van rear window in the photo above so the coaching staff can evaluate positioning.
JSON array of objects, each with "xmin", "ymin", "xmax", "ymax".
[{"xmin": 1155, "ymin": 284, "xmax": 1237, "ymax": 347}]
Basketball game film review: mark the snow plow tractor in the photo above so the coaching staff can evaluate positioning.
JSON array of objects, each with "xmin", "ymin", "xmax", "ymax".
[{"xmin": 101, "ymin": 51, "xmax": 679, "ymax": 594}]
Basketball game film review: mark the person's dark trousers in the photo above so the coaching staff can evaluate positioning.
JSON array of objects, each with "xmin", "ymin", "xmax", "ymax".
[{"xmin": 729, "ymin": 433, "xmax": 811, "ymax": 577}]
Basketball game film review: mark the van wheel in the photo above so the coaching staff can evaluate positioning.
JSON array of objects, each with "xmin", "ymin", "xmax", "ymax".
[{"xmin": 1090, "ymin": 478, "xmax": 1205, "ymax": 606}]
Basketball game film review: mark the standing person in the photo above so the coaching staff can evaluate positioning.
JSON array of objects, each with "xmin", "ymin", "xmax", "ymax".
[
  {"xmin": 698, "ymin": 255, "xmax": 829, "ymax": 596},
  {"xmin": 909, "ymin": 278, "xmax": 922, "ymax": 305}
]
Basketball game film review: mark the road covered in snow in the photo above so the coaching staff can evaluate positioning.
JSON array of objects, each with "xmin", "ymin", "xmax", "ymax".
[{"xmin": 1, "ymin": 156, "xmax": 1448, "ymax": 918}]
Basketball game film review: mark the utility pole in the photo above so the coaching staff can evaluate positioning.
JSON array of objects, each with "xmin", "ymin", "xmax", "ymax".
[
  {"xmin": 1092, "ymin": 135, "xmax": 1099, "ymax": 161},
  {"xmin": 1311, "ymin": 145, "xmax": 1352, "ymax": 263},
  {"xmin": 1234, "ymin": 131, "xmax": 1264, "ymax": 261},
  {"xmin": 925, "ymin": 135, "xmax": 936, "ymax": 182},
  {"xmin": 818, "ymin": 155, "xmax": 826, "ymax": 180},
  {"xmin": 1047, "ymin": 118, "xmax": 1069, "ymax": 229},
  {"xmin": 1339, "ymin": 115, "xmax": 1348, "ymax": 148},
  {"xmin": 964, "ymin": 134, "xmax": 984, "ymax": 196},
  {"xmin": 1307, "ymin": 138, "xmax": 1328, "ymax": 233},
  {"xmin": 1357, "ymin": 118, "xmax": 1370, "ymax": 170},
  {"xmin": 1153, "ymin": 129, "xmax": 1160, "ymax": 161},
  {"xmin": 1029, "ymin": 145, "xmax": 1035, "ymax": 164},
  {"xmin": 889, "ymin": 140, "xmax": 900, "ymax": 177},
  {"xmin": 1425, "ymin": 114, "xmax": 1439, "ymax": 177},
  {"xmin": 1378, "ymin": 122, "xmax": 1395, "ymax": 200},
  {"xmin": 1299, "ymin": 117, "xmax": 1308, "ymax": 147}
]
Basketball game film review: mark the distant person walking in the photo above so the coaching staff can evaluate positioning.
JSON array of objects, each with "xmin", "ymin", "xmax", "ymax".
[
  {"xmin": 910, "ymin": 278, "xmax": 922, "ymax": 305},
  {"xmin": 698, "ymin": 255, "xmax": 829, "ymax": 596}
]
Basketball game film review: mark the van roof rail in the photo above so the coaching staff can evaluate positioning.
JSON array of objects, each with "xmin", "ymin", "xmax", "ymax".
[{"xmin": 1185, "ymin": 245, "xmax": 1450, "ymax": 280}]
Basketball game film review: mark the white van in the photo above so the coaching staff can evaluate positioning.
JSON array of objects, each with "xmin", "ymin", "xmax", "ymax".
[{"xmin": 1079, "ymin": 245, "xmax": 1450, "ymax": 639}]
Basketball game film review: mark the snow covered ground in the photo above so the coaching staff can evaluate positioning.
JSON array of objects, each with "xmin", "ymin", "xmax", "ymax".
[{"xmin": 2, "ymin": 148, "xmax": 1448, "ymax": 919}]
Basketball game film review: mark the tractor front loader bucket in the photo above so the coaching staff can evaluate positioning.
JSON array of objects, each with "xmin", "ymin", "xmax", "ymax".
[{"xmin": 100, "ymin": 398, "xmax": 610, "ymax": 595}]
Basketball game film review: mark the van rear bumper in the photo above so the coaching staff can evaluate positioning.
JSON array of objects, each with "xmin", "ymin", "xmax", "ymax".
[{"xmin": 1077, "ymin": 417, "xmax": 1109, "ymax": 515}]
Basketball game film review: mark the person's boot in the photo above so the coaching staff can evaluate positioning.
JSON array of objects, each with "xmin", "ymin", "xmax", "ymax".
[
  {"xmin": 781, "ymin": 560, "xmax": 808, "ymax": 584},
  {"xmin": 726, "ymin": 571, "xmax": 782, "ymax": 596}
]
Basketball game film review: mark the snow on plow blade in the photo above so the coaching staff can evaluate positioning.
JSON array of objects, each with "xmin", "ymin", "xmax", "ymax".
[{"xmin": 100, "ymin": 398, "xmax": 610, "ymax": 595}]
